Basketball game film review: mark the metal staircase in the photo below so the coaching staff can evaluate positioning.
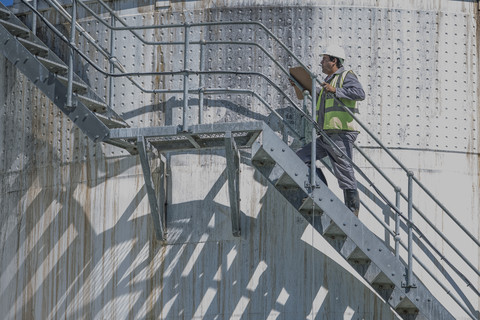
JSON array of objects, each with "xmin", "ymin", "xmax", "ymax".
[
  {"xmin": 0, "ymin": 1, "xmax": 478, "ymax": 319},
  {"xmin": 251, "ymin": 123, "xmax": 453, "ymax": 320},
  {"xmin": 0, "ymin": 1, "xmax": 134, "ymax": 152}
]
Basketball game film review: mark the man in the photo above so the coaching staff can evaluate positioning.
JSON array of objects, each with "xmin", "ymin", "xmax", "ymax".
[{"xmin": 295, "ymin": 44, "xmax": 365, "ymax": 216}]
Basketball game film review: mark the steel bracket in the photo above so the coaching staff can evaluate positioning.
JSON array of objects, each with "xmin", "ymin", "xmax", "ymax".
[
  {"xmin": 225, "ymin": 131, "xmax": 241, "ymax": 237},
  {"xmin": 401, "ymin": 281, "xmax": 418, "ymax": 289},
  {"xmin": 137, "ymin": 136, "xmax": 167, "ymax": 241}
]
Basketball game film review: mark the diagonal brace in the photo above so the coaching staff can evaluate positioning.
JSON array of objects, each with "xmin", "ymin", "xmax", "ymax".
[
  {"xmin": 225, "ymin": 131, "xmax": 241, "ymax": 237},
  {"xmin": 137, "ymin": 136, "xmax": 167, "ymax": 241}
]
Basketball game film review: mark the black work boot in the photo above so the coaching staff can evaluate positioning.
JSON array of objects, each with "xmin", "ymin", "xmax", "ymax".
[{"xmin": 344, "ymin": 189, "xmax": 360, "ymax": 217}]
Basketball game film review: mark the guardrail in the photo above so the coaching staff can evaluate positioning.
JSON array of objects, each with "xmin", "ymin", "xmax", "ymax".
[{"xmin": 15, "ymin": 0, "xmax": 479, "ymax": 317}]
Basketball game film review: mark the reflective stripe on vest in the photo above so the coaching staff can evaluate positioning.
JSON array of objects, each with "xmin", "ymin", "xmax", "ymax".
[{"xmin": 317, "ymin": 70, "xmax": 359, "ymax": 131}]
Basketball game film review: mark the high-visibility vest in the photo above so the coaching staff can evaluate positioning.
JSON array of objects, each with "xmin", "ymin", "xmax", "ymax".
[{"xmin": 317, "ymin": 70, "xmax": 359, "ymax": 131}]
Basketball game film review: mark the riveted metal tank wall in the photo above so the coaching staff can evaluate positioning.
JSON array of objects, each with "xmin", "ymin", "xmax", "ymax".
[{"xmin": 0, "ymin": 0, "xmax": 478, "ymax": 319}]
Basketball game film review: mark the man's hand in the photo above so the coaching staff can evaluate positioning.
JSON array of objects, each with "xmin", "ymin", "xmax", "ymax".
[{"xmin": 322, "ymin": 82, "xmax": 336, "ymax": 93}]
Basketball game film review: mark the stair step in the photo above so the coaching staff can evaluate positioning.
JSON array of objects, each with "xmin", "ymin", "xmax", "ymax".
[
  {"xmin": 298, "ymin": 196, "xmax": 322, "ymax": 214},
  {"xmin": 371, "ymin": 271, "xmax": 396, "ymax": 286},
  {"xmin": 338, "ymin": 238, "xmax": 370, "ymax": 262},
  {"xmin": 322, "ymin": 218, "xmax": 346, "ymax": 238},
  {"xmin": 251, "ymin": 147, "xmax": 276, "ymax": 167},
  {"xmin": 338, "ymin": 237, "xmax": 357, "ymax": 258},
  {"xmin": 266, "ymin": 164, "xmax": 285, "ymax": 184},
  {"xmin": 75, "ymin": 94, "xmax": 107, "ymax": 113},
  {"xmin": 324, "ymin": 234, "xmax": 347, "ymax": 252},
  {"xmin": 57, "ymin": 75, "xmax": 88, "ymax": 94},
  {"xmin": 364, "ymin": 264, "xmax": 404, "ymax": 304},
  {"xmin": 347, "ymin": 246, "xmax": 370, "ymax": 262},
  {"xmin": 276, "ymin": 186, "xmax": 305, "ymax": 211},
  {"xmin": 0, "ymin": 20, "xmax": 30, "ymax": 38},
  {"xmin": 363, "ymin": 263, "xmax": 383, "ymax": 284},
  {"xmin": 17, "ymin": 37, "xmax": 49, "ymax": 57},
  {"xmin": 0, "ymin": 7, "xmax": 11, "ymax": 19},
  {"xmin": 395, "ymin": 296, "xmax": 418, "ymax": 310},
  {"xmin": 369, "ymin": 284, "xmax": 420, "ymax": 319},
  {"xmin": 395, "ymin": 297, "xmax": 419, "ymax": 318},
  {"xmin": 301, "ymin": 211, "xmax": 323, "ymax": 233},
  {"xmin": 372, "ymin": 282, "xmax": 396, "ymax": 302},
  {"xmin": 37, "ymin": 56, "xmax": 68, "ymax": 75},
  {"xmin": 95, "ymin": 113, "xmax": 128, "ymax": 128},
  {"xmin": 348, "ymin": 258, "xmax": 372, "ymax": 276},
  {"xmin": 275, "ymin": 172, "xmax": 298, "ymax": 188},
  {"xmin": 251, "ymin": 147, "xmax": 277, "ymax": 178}
]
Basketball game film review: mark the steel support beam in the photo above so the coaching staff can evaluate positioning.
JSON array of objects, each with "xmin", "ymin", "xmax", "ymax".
[
  {"xmin": 137, "ymin": 136, "xmax": 167, "ymax": 241},
  {"xmin": 109, "ymin": 121, "xmax": 265, "ymax": 139},
  {"xmin": 225, "ymin": 131, "xmax": 241, "ymax": 237}
]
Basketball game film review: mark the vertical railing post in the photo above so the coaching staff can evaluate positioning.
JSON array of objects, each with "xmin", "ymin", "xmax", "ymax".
[
  {"xmin": 66, "ymin": 0, "xmax": 77, "ymax": 109},
  {"xmin": 308, "ymin": 77, "xmax": 317, "ymax": 320},
  {"xmin": 108, "ymin": 12, "xmax": 115, "ymax": 115},
  {"xmin": 394, "ymin": 187, "xmax": 401, "ymax": 258},
  {"xmin": 407, "ymin": 171, "xmax": 414, "ymax": 287},
  {"xmin": 309, "ymin": 76, "xmax": 317, "ymax": 189},
  {"xmin": 301, "ymin": 91, "xmax": 308, "ymax": 143},
  {"xmin": 32, "ymin": 0, "xmax": 37, "ymax": 35},
  {"xmin": 198, "ymin": 40, "xmax": 205, "ymax": 124},
  {"xmin": 182, "ymin": 23, "xmax": 190, "ymax": 131}
]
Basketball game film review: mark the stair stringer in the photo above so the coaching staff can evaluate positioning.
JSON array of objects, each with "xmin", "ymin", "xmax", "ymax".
[
  {"xmin": 251, "ymin": 123, "xmax": 455, "ymax": 320},
  {"xmin": 0, "ymin": 26, "xmax": 112, "ymax": 142}
]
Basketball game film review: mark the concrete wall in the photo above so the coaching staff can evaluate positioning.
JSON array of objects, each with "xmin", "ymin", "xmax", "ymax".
[
  {"xmin": 1, "ymin": 0, "xmax": 479, "ymax": 318},
  {"xmin": 0, "ymin": 74, "xmax": 399, "ymax": 318}
]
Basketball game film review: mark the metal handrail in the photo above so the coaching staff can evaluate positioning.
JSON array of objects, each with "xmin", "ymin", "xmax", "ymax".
[
  {"xmin": 19, "ymin": 0, "xmax": 479, "ymax": 315},
  {"xmin": 21, "ymin": 0, "xmax": 310, "ymax": 132},
  {"xmin": 336, "ymin": 96, "xmax": 480, "ymax": 247},
  {"xmin": 22, "ymin": 0, "xmax": 310, "ymax": 122},
  {"xmin": 354, "ymin": 144, "xmax": 480, "ymax": 279},
  {"xmin": 321, "ymin": 155, "xmax": 479, "ymax": 315},
  {"xmin": 319, "ymin": 96, "xmax": 480, "ymax": 272},
  {"xmin": 361, "ymin": 200, "xmax": 479, "ymax": 320},
  {"xmin": 314, "ymin": 98, "xmax": 480, "ymax": 293},
  {"xmin": 51, "ymin": 0, "xmax": 313, "ymax": 96}
]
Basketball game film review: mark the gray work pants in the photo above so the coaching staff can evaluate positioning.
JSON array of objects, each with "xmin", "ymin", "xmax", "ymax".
[{"xmin": 296, "ymin": 132, "xmax": 358, "ymax": 190}]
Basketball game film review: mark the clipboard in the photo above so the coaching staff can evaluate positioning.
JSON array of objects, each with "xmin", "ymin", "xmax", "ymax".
[{"xmin": 289, "ymin": 66, "xmax": 313, "ymax": 99}]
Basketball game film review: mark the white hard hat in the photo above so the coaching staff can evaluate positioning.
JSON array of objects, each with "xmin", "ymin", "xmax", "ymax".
[{"xmin": 322, "ymin": 44, "xmax": 346, "ymax": 61}]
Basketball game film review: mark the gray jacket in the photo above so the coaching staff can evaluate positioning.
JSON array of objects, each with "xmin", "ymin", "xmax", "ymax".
[{"xmin": 316, "ymin": 67, "xmax": 365, "ymax": 130}]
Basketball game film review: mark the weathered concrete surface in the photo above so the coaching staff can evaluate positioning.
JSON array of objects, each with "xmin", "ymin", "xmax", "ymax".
[
  {"xmin": 1, "ymin": 0, "xmax": 479, "ymax": 318},
  {"xmin": 0, "ymin": 110, "xmax": 399, "ymax": 319}
]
